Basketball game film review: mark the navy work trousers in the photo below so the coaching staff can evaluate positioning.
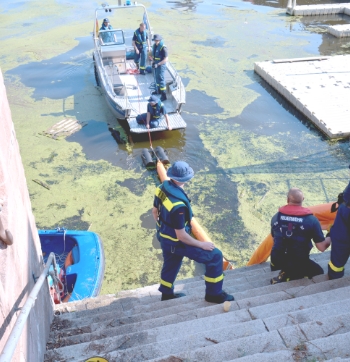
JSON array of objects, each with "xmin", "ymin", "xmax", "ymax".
[
  {"xmin": 155, "ymin": 64, "xmax": 166, "ymax": 92},
  {"xmin": 328, "ymin": 241, "xmax": 350, "ymax": 279},
  {"xmin": 134, "ymin": 47, "xmax": 147, "ymax": 71},
  {"xmin": 136, "ymin": 113, "xmax": 161, "ymax": 128},
  {"xmin": 159, "ymin": 240, "xmax": 224, "ymax": 296}
]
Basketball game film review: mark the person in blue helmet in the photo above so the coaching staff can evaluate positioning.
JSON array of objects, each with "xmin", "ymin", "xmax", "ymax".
[
  {"xmin": 328, "ymin": 165, "xmax": 350, "ymax": 279},
  {"xmin": 150, "ymin": 34, "xmax": 168, "ymax": 101},
  {"xmin": 99, "ymin": 18, "xmax": 114, "ymax": 44},
  {"xmin": 132, "ymin": 23, "xmax": 149, "ymax": 75},
  {"xmin": 270, "ymin": 188, "xmax": 330, "ymax": 284},
  {"xmin": 152, "ymin": 161, "xmax": 234, "ymax": 303},
  {"xmin": 136, "ymin": 95, "xmax": 172, "ymax": 130}
]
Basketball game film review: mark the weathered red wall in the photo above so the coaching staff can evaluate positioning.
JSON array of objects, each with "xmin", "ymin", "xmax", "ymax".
[{"xmin": 0, "ymin": 70, "xmax": 53, "ymax": 361}]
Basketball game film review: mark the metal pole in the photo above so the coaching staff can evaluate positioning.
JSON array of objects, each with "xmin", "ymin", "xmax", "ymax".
[{"xmin": 0, "ymin": 253, "xmax": 56, "ymax": 362}]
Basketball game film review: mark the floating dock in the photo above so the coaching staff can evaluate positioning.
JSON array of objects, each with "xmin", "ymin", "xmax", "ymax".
[
  {"xmin": 287, "ymin": 3, "xmax": 350, "ymax": 16},
  {"xmin": 328, "ymin": 24, "xmax": 350, "ymax": 38},
  {"xmin": 254, "ymin": 55, "xmax": 350, "ymax": 139}
]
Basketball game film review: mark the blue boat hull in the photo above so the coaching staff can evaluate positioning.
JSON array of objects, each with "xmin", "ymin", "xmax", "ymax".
[{"xmin": 39, "ymin": 229, "xmax": 105, "ymax": 302}]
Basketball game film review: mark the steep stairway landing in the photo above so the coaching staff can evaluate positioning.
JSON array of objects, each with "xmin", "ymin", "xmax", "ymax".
[{"xmin": 45, "ymin": 251, "xmax": 350, "ymax": 361}]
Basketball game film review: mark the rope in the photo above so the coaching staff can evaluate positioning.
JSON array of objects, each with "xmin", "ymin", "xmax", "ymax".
[{"xmin": 147, "ymin": 129, "xmax": 160, "ymax": 162}]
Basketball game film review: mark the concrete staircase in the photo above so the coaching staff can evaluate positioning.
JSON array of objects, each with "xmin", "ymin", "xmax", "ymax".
[{"xmin": 44, "ymin": 251, "xmax": 350, "ymax": 362}]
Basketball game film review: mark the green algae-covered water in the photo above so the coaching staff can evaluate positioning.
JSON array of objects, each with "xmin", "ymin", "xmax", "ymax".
[{"xmin": 2, "ymin": 0, "xmax": 349, "ymax": 294}]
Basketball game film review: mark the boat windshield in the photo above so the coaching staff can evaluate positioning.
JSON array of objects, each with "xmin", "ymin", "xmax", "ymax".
[{"xmin": 99, "ymin": 29, "xmax": 125, "ymax": 46}]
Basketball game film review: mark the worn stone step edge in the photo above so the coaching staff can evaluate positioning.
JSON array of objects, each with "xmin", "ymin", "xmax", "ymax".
[
  {"xmin": 52, "ymin": 277, "xmax": 315, "ymax": 332},
  {"xmin": 44, "ymin": 308, "xmax": 252, "ymax": 360},
  {"xmin": 75, "ymin": 318, "xmax": 269, "ymax": 362},
  {"xmin": 304, "ymin": 330, "xmax": 350, "ymax": 360},
  {"xmin": 53, "ymin": 261, "xmax": 276, "ymax": 313},
  {"xmin": 53, "ymin": 269, "xmax": 281, "ymax": 320},
  {"xmin": 277, "ymin": 312, "xmax": 350, "ymax": 351},
  {"xmin": 225, "ymin": 350, "xmax": 294, "ymax": 362},
  {"xmin": 51, "ymin": 274, "xmax": 350, "ymax": 341},
  {"xmin": 147, "ymin": 330, "xmax": 286, "ymax": 362},
  {"xmin": 263, "ymin": 297, "xmax": 350, "ymax": 332},
  {"xmin": 250, "ymin": 285, "xmax": 350, "ymax": 320}
]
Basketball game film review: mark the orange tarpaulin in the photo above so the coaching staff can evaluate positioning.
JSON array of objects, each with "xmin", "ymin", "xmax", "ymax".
[
  {"xmin": 156, "ymin": 161, "xmax": 234, "ymax": 271},
  {"xmin": 247, "ymin": 202, "xmax": 337, "ymax": 266}
]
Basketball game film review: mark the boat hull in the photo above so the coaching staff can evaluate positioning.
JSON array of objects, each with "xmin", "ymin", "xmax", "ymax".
[{"xmin": 39, "ymin": 229, "xmax": 105, "ymax": 302}]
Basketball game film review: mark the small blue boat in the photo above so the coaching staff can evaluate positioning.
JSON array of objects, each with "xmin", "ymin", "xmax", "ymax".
[{"xmin": 39, "ymin": 229, "xmax": 105, "ymax": 303}]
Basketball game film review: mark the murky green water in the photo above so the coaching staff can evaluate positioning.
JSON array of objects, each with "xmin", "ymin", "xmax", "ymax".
[{"xmin": 2, "ymin": 0, "xmax": 349, "ymax": 294}]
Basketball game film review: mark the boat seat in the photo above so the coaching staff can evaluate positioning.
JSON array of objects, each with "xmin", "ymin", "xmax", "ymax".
[{"xmin": 101, "ymin": 44, "xmax": 127, "ymax": 73}]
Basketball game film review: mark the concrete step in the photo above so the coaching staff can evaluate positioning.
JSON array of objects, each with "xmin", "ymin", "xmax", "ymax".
[
  {"xmin": 226, "ymin": 350, "xmax": 294, "ymax": 361},
  {"xmin": 304, "ymin": 331, "xmax": 350, "ymax": 360},
  {"xmin": 52, "ymin": 268, "xmax": 281, "ymax": 323},
  {"xmin": 44, "ymin": 308, "xmax": 251, "ymax": 361},
  {"xmin": 278, "ymin": 312, "xmax": 350, "ymax": 349},
  {"xmin": 148, "ymin": 330, "xmax": 286, "ymax": 362},
  {"xmin": 249, "ymin": 285, "xmax": 350, "ymax": 320},
  {"xmin": 51, "ymin": 275, "xmax": 322, "ymax": 340},
  {"xmin": 78, "ymin": 318, "xmax": 268, "ymax": 362},
  {"xmin": 263, "ymin": 297, "xmax": 350, "ymax": 332},
  {"xmin": 51, "ymin": 273, "xmax": 350, "ymax": 342}
]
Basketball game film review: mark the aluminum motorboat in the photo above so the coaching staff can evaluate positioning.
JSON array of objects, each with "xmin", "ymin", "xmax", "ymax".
[{"xmin": 92, "ymin": 3, "xmax": 186, "ymax": 133}]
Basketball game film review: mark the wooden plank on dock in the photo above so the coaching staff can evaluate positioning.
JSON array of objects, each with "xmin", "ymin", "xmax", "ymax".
[{"xmin": 254, "ymin": 55, "xmax": 350, "ymax": 139}]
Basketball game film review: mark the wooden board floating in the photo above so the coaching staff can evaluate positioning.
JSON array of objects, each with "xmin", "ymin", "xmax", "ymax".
[
  {"xmin": 43, "ymin": 119, "xmax": 86, "ymax": 139},
  {"xmin": 254, "ymin": 55, "xmax": 350, "ymax": 139},
  {"xmin": 128, "ymin": 112, "xmax": 187, "ymax": 134}
]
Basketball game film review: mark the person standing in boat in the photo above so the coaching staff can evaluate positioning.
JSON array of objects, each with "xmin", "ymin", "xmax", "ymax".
[
  {"xmin": 136, "ymin": 95, "xmax": 172, "ymax": 130},
  {"xmin": 152, "ymin": 161, "xmax": 234, "ymax": 303},
  {"xmin": 99, "ymin": 18, "xmax": 114, "ymax": 44},
  {"xmin": 132, "ymin": 23, "xmax": 149, "ymax": 75},
  {"xmin": 270, "ymin": 188, "xmax": 330, "ymax": 284},
  {"xmin": 151, "ymin": 34, "xmax": 168, "ymax": 101}
]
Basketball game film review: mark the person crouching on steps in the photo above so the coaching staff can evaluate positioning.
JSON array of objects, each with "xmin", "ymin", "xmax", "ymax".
[
  {"xmin": 152, "ymin": 161, "xmax": 234, "ymax": 303},
  {"xmin": 270, "ymin": 188, "xmax": 330, "ymax": 284}
]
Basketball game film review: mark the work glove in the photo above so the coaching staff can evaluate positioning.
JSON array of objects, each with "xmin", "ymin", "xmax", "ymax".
[{"xmin": 152, "ymin": 63, "xmax": 158, "ymax": 69}]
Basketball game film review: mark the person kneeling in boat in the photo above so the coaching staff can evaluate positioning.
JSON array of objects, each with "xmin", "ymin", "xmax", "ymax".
[
  {"xmin": 270, "ymin": 187, "xmax": 330, "ymax": 284},
  {"xmin": 152, "ymin": 161, "xmax": 234, "ymax": 303},
  {"xmin": 327, "ymin": 167, "xmax": 350, "ymax": 280},
  {"xmin": 136, "ymin": 95, "xmax": 172, "ymax": 130}
]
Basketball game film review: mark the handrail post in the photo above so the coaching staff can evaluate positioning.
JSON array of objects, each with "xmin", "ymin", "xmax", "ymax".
[{"xmin": 0, "ymin": 253, "xmax": 56, "ymax": 362}]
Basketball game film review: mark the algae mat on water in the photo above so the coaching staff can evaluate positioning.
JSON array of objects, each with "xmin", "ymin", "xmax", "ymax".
[{"xmin": 2, "ymin": 0, "xmax": 350, "ymax": 294}]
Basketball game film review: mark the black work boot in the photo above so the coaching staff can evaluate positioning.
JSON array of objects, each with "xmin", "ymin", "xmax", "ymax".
[
  {"xmin": 160, "ymin": 91, "xmax": 167, "ymax": 101},
  {"xmin": 161, "ymin": 292, "xmax": 186, "ymax": 301},
  {"xmin": 205, "ymin": 291, "xmax": 234, "ymax": 304},
  {"xmin": 270, "ymin": 271, "xmax": 290, "ymax": 285}
]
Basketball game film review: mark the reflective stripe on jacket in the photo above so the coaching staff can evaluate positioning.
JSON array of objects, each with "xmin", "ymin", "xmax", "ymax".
[
  {"xmin": 153, "ymin": 41, "xmax": 166, "ymax": 63},
  {"xmin": 134, "ymin": 28, "xmax": 147, "ymax": 49},
  {"xmin": 155, "ymin": 180, "xmax": 193, "ymax": 242}
]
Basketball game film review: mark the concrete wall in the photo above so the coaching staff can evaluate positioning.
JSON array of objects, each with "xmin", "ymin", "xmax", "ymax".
[{"xmin": 0, "ymin": 70, "xmax": 53, "ymax": 362}]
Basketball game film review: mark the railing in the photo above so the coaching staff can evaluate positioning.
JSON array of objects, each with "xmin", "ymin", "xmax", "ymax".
[{"xmin": 0, "ymin": 252, "xmax": 59, "ymax": 362}]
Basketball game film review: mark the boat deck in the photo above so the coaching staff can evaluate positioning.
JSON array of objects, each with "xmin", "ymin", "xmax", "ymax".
[
  {"xmin": 254, "ymin": 55, "xmax": 350, "ymax": 139},
  {"xmin": 105, "ymin": 61, "xmax": 187, "ymax": 133}
]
